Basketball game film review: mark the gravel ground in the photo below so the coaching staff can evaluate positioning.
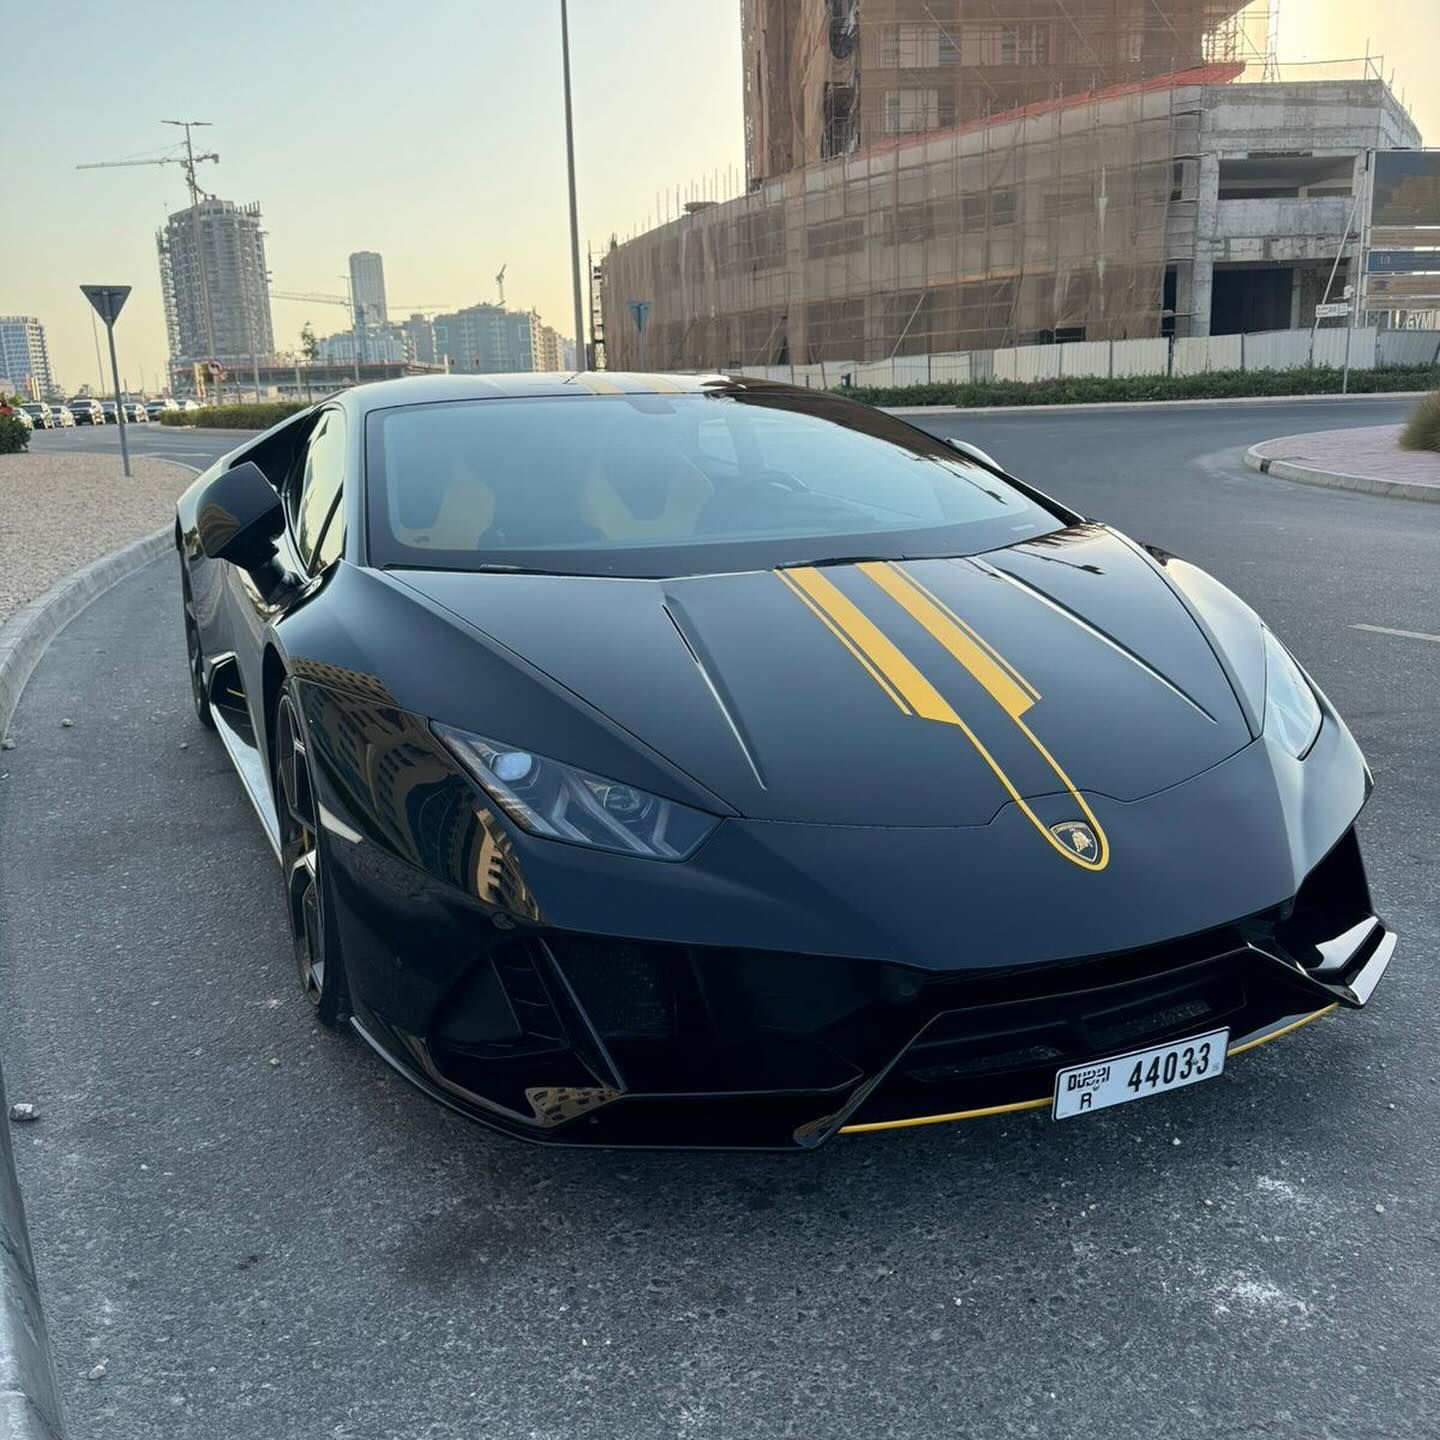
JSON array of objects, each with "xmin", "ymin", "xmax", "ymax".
[{"xmin": 0, "ymin": 453, "xmax": 193, "ymax": 622}]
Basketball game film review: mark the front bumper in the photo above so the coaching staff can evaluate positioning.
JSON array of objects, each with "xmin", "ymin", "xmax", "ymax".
[
  {"xmin": 295, "ymin": 681, "xmax": 1391, "ymax": 1148},
  {"xmin": 333, "ymin": 825, "xmax": 1392, "ymax": 1149}
]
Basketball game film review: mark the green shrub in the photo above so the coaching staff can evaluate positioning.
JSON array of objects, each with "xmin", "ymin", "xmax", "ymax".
[
  {"xmin": 838, "ymin": 364, "xmax": 1440, "ymax": 409},
  {"xmin": 1398, "ymin": 391, "xmax": 1440, "ymax": 452},
  {"xmin": 0, "ymin": 415, "xmax": 30, "ymax": 454},
  {"xmin": 160, "ymin": 401, "xmax": 308, "ymax": 429}
]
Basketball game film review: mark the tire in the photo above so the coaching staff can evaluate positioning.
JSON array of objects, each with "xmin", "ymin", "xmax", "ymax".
[
  {"xmin": 179, "ymin": 557, "xmax": 215, "ymax": 729},
  {"xmin": 274, "ymin": 681, "xmax": 350, "ymax": 1026}
]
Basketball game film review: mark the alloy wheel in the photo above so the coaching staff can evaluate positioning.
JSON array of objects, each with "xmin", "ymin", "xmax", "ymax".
[
  {"xmin": 276, "ymin": 692, "xmax": 326, "ymax": 1006},
  {"xmin": 179, "ymin": 563, "xmax": 214, "ymax": 728}
]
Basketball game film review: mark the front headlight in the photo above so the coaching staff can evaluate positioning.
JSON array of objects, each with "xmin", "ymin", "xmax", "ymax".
[
  {"xmin": 1262, "ymin": 628, "xmax": 1321, "ymax": 758},
  {"xmin": 432, "ymin": 722, "xmax": 718, "ymax": 860}
]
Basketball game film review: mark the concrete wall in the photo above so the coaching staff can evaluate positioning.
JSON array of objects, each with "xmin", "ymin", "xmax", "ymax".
[
  {"xmin": 1168, "ymin": 80, "xmax": 1422, "ymax": 339},
  {"xmin": 733, "ymin": 328, "xmax": 1437, "ymax": 390}
]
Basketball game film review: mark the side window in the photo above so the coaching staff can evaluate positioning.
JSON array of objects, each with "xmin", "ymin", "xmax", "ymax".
[
  {"xmin": 313, "ymin": 496, "xmax": 345, "ymax": 571},
  {"xmin": 295, "ymin": 410, "xmax": 347, "ymax": 567}
]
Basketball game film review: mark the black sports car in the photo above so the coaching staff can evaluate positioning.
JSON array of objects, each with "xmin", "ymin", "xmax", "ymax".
[{"xmin": 176, "ymin": 372, "xmax": 1394, "ymax": 1148}]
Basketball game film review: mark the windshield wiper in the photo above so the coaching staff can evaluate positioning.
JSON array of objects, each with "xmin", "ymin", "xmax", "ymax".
[
  {"xmin": 385, "ymin": 562, "xmax": 562, "ymax": 576},
  {"xmin": 775, "ymin": 553, "xmax": 909, "ymax": 570}
]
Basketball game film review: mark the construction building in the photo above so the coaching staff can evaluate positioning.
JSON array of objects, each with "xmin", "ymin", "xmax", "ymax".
[
  {"xmin": 0, "ymin": 316, "xmax": 57, "ymax": 399},
  {"xmin": 432, "ymin": 304, "xmax": 541, "ymax": 374},
  {"xmin": 600, "ymin": 1, "xmax": 1422, "ymax": 370},
  {"xmin": 402, "ymin": 312, "xmax": 438, "ymax": 365},
  {"xmin": 157, "ymin": 198, "xmax": 275, "ymax": 370},
  {"xmin": 349, "ymin": 250, "xmax": 389, "ymax": 326}
]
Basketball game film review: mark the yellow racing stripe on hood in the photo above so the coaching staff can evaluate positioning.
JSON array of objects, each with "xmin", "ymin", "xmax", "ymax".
[
  {"xmin": 776, "ymin": 563, "xmax": 1110, "ymax": 872},
  {"xmin": 781, "ymin": 567, "xmax": 961, "ymax": 725},
  {"xmin": 775, "ymin": 570, "xmax": 911, "ymax": 716},
  {"xmin": 858, "ymin": 561, "xmax": 1036, "ymax": 718}
]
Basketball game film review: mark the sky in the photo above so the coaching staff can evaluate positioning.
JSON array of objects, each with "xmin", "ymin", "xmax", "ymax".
[{"xmin": 2, "ymin": 0, "xmax": 1436, "ymax": 396}]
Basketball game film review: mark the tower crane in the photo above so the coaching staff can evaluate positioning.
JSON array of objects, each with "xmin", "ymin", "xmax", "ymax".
[
  {"xmin": 77, "ymin": 121, "xmax": 221, "ymax": 358},
  {"xmin": 75, "ymin": 144, "xmax": 219, "ymax": 193},
  {"xmin": 496, "ymin": 264, "xmax": 507, "ymax": 306},
  {"xmin": 270, "ymin": 291, "xmax": 450, "ymax": 312},
  {"xmin": 269, "ymin": 291, "xmax": 452, "ymax": 381}
]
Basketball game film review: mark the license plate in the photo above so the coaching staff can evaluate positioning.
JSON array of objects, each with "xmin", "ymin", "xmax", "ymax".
[{"xmin": 1052, "ymin": 1028, "xmax": 1229, "ymax": 1120}]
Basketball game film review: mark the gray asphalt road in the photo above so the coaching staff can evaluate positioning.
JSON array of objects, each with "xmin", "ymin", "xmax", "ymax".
[
  {"xmin": 2, "ymin": 399, "xmax": 1438, "ymax": 1440},
  {"xmin": 26, "ymin": 423, "xmax": 249, "ymax": 472}
]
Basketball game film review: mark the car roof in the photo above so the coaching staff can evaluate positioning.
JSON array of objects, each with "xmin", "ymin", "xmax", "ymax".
[{"xmin": 332, "ymin": 370, "xmax": 812, "ymax": 416}]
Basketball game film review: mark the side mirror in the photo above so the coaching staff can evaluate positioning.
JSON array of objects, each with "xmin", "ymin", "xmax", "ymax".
[
  {"xmin": 197, "ymin": 460, "xmax": 284, "ymax": 569},
  {"xmin": 944, "ymin": 436, "xmax": 1003, "ymax": 472}
]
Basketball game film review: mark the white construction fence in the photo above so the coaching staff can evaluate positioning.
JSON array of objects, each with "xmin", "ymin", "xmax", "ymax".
[{"xmin": 731, "ymin": 328, "xmax": 1440, "ymax": 391}]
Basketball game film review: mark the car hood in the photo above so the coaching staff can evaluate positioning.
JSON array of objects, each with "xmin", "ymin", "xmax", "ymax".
[{"xmin": 391, "ymin": 525, "xmax": 1254, "ymax": 828}]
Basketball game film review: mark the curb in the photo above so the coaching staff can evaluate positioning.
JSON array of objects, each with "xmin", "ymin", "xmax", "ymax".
[
  {"xmin": 884, "ymin": 391, "xmax": 1430, "ymax": 417},
  {"xmin": 1, "ymin": 1062, "xmax": 63, "ymax": 1440},
  {"xmin": 0, "ymin": 530, "xmax": 173, "ymax": 743},
  {"xmin": 1, "ymin": 528, "xmax": 173, "ymax": 1440},
  {"xmin": 1243, "ymin": 441, "xmax": 1440, "ymax": 504},
  {"xmin": 154, "ymin": 425, "xmax": 260, "ymax": 437}
]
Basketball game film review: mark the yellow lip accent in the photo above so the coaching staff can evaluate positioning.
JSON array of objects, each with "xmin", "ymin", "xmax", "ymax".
[{"xmin": 839, "ymin": 1003, "xmax": 1341, "ymax": 1133}]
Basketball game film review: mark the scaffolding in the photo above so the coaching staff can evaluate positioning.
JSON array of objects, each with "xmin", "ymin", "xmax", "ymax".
[{"xmin": 602, "ymin": 0, "xmax": 1272, "ymax": 369}]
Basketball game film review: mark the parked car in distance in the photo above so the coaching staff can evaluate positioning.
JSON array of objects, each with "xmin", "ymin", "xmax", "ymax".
[
  {"xmin": 22, "ymin": 403, "xmax": 54, "ymax": 429},
  {"xmin": 69, "ymin": 399, "xmax": 105, "ymax": 425},
  {"xmin": 49, "ymin": 405, "xmax": 76, "ymax": 428},
  {"xmin": 179, "ymin": 398, "xmax": 201, "ymax": 412},
  {"xmin": 127, "ymin": 401, "xmax": 149, "ymax": 422},
  {"xmin": 1, "ymin": 402, "xmax": 34, "ymax": 431},
  {"xmin": 101, "ymin": 401, "xmax": 120, "ymax": 423},
  {"xmin": 144, "ymin": 400, "xmax": 169, "ymax": 419}
]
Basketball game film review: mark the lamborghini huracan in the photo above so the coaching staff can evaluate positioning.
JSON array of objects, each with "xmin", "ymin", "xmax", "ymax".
[{"xmin": 175, "ymin": 372, "xmax": 1394, "ymax": 1147}]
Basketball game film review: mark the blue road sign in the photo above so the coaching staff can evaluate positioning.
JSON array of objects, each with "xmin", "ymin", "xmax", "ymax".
[
  {"xmin": 1368, "ymin": 250, "xmax": 1440, "ymax": 274},
  {"xmin": 627, "ymin": 300, "xmax": 651, "ymax": 335}
]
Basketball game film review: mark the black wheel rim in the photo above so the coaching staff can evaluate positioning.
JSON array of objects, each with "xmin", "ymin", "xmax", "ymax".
[
  {"xmin": 276, "ymin": 694, "xmax": 325, "ymax": 1004},
  {"xmin": 181, "ymin": 572, "xmax": 206, "ymax": 719}
]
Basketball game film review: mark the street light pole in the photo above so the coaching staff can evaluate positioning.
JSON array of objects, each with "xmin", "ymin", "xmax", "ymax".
[{"xmin": 560, "ymin": 0, "xmax": 587, "ymax": 368}]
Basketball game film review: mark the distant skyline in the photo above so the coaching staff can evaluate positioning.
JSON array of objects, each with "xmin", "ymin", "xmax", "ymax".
[{"xmin": 1, "ymin": 0, "xmax": 1434, "ymax": 393}]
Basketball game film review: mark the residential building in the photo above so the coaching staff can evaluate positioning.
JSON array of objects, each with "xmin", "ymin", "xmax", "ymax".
[
  {"xmin": 349, "ymin": 250, "xmax": 388, "ymax": 327},
  {"xmin": 156, "ymin": 198, "xmax": 274, "ymax": 366},
  {"xmin": 602, "ymin": 2, "xmax": 1421, "ymax": 368},
  {"xmin": 317, "ymin": 326, "xmax": 409, "ymax": 364},
  {"xmin": 172, "ymin": 357, "xmax": 444, "ymax": 402},
  {"xmin": 432, "ymin": 304, "xmax": 540, "ymax": 373},
  {"xmin": 0, "ymin": 316, "xmax": 56, "ymax": 398},
  {"xmin": 402, "ymin": 312, "xmax": 437, "ymax": 365},
  {"xmin": 535, "ymin": 320, "xmax": 565, "ymax": 371}
]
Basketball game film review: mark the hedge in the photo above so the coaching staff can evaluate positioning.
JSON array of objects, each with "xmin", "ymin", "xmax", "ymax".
[
  {"xmin": 1399, "ymin": 391, "xmax": 1440, "ymax": 453},
  {"xmin": 0, "ymin": 415, "xmax": 30, "ymax": 454},
  {"xmin": 838, "ymin": 364, "xmax": 1440, "ymax": 409},
  {"xmin": 160, "ymin": 401, "xmax": 309, "ymax": 429}
]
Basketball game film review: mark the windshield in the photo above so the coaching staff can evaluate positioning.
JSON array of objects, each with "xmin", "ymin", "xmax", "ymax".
[{"xmin": 365, "ymin": 390, "xmax": 1060, "ymax": 578}]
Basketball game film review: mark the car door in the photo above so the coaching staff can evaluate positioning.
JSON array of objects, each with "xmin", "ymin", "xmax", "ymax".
[{"xmin": 224, "ymin": 406, "xmax": 347, "ymax": 746}]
